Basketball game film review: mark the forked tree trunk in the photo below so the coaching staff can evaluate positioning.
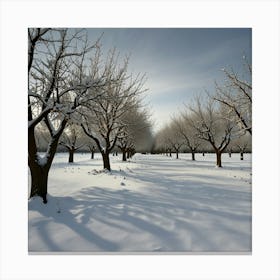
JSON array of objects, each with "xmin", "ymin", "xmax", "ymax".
[
  {"xmin": 102, "ymin": 152, "xmax": 111, "ymax": 171},
  {"xmin": 216, "ymin": 151, "xmax": 222, "ymax": 167}
]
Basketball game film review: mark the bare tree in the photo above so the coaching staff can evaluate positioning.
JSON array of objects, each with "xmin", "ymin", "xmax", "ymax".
[
  {"xmin": 59, "ymin": 122, "xmax": 84, "ymax": 163},
  {"xmin": 167, "ymin": 122, "xmax": 184, "ymax": 159},
  {"xmin": 214, "ymin": 58, "xmax": 252, "ymax": 135},
  {"xmin": 188, "ymin": 96, "xmax": 235, "ymax": 167},
  {"xmin": 154, "ymin": 123, "xmax": 184, "ymax": 159},
  {"xmin": 28, "ymin": 28, "xmax": 104, "ymax": 203},
  {"xmin": 173, "ymin": 115, "xmax": 201, "ymax": 161},
  {"xmin": 117, "ymin": 106, "xmax": 152, "ymax": 161},
  {"xmin": 232, "ymin": 133, "xmax": 251, "ymax": 160},
  {"xmin": 81, "ymin": 50, "xmax": 146, "ymax": 171},
  {"xmin": 154, "ymin": 128, "xmax": 171, "ymax": 156},
  {"xmin": 87, "ymin": 141, "xmax": 96, "ymax": 159},
  {"xmin": 133, "ymin": 118, "xmax": 153, "ymax": 154}
]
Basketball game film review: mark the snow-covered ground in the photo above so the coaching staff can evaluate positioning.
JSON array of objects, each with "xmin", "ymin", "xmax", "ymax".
[{"xmin": 28, "ymin": 152, "xmax": 252, "ymax": 253}]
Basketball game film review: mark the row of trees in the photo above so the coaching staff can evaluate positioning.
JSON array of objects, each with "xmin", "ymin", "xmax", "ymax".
[
  {"xmin": 28, "ymin": 28, "xmax": 251, "ymax": 204},
  {"xmin": 28, "ymin": 28, "xmax": 152, "ymax": 203},
  {"xmin": 154, "ymin": 59, "xmax": 252, "ymax": 167},
  {"xmin": 36, "ymin": 109, "xmax": 153, "ymax": 165}
]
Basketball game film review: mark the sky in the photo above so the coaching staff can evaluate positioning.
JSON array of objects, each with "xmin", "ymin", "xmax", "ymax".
[{"xmin": 86, "ymin": 28, "xmax": 252, "ymax": 132}]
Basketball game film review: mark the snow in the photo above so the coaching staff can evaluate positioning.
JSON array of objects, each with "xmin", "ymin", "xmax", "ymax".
[
  {"xmin": 28, "ymin": 152, "xmax": 252, "ymax": 253},
  {"xmin": 36, "ymin": 154, "xmax": 49, "ymax": 166}
]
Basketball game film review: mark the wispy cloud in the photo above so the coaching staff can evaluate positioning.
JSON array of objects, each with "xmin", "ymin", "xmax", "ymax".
[{"xmin": 87, "ymin": 28, "xmax": 251, "ymax": 131}]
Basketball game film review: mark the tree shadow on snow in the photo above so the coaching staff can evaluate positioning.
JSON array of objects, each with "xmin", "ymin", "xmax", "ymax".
[
  {"xmin": 29, "ymin": 195, "xmax": 119, "ymax": 252},
  {"xmin": 29, "ymin": 176, "xmax": 251, "ymax": 252}
]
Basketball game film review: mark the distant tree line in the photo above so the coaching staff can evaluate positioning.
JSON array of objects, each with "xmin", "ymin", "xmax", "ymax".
[{"xmin": 153, "ymin": 57, "xmax": 252, "ymax": 167}]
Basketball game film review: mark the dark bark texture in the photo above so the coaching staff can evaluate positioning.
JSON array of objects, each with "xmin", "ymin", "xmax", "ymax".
[
  {"xmin": 102, "ymin": 152, "xmax": 111, "ymax": 171},
  {"xmin": 29, "ymin": 119, "xmax": 67, "ymax": 203},
  {"xmin": 122, "ymin": 150, "xmax": 127, "ymax": 161},
  {"xmin": 68, "ymin": 149, "xmax": 74, "ymax": 163},
  {"xmin": 216, "ymin": 151, "xmax": 222, "ymax": 167},
  {"xmin": 191, "ymin": 151, "xmax": 195, "ymax": 161},
  {"xmin": 29, "ymin": 161, "xmax": 50, "ymax": 204}
]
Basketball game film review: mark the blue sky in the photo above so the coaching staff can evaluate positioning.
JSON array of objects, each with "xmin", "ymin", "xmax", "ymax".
[{"xmin": 87, "ymin": 28, "xmax": 252, "ymax": 131}]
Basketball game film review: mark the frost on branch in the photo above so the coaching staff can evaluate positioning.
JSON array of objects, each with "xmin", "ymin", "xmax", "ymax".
[
  {"xmin": 214, "ymin": 57, "xmax": 252, "ymax": 135},
  {"xmin": 28, "ymin": 28, "xmax": 104, "ymax": 202},
  {"xmin": 81, "ymin": 49, "xmax": 148, "ymax": 170}
]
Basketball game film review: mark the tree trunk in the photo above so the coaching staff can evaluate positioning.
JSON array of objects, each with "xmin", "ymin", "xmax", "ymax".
[
  {"xmin": 29, "ymin": 125, "xmax": 49, "ymax": 203},
  {"xmin": 91, "ymin": 150, "xmax": 94, "ymax": 159},
  {"xmin": 202, "ymin": 152, "xmax": 205, "ymax": 156},
  {"xmin": 191, "ymin": 151, "xmax": 195, "ymax": 161},
  {"xmin": 240, "ymin": 152, "xmax": 244, "ymax": 160},
  {"xmin": 102, "ymin": 152, "xmax": 111, "ymax": 171},
  {"xmin": 216, "ymin": 151, "xmax": 222, "ymax": 167},
  {"xmin": 169, "ymin": 151, "xmax": 172, "ymax": 157},
  {"xmin": 29, "ymin": 162, "xmax": 50, "ymax": 204},
  {"xmin": 28, "ymin": 117, "xmax": 67, "ymax": 204},
  {"xmin": 68, "ymin": 149, "xmax": 74, "ymax": 163},
  {"xmin": 228, "ymin": 151, "xmax": 232, "ymax": 158},
  {"xmin": 122, "ymin": 149, "xmax": 127, "ymax": 161},
  {"xmin": 176, "ymin": 151, "xmax": 179, "ymax": 159}
]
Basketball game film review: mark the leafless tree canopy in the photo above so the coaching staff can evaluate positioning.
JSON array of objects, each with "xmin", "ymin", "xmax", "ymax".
[
  {"xmin": 117, "ymin": 105, "xmax": 153, "ymax": 161},
  {"xmin": 28, "ymin": 28, "xmax": 107, "ymax": 202},
  {"xmin": 81, "ymin": 50, "xmax": 147, "ymax": 170},
  {"xmin": 154, "ymin": 121, "xmax": 184, "ymax": 158},
  {"xmin": 187, "ymin": 96, "xmax": 236, "ymax": 167},
  {"xmin": 214, "ymin": 59, "xmax": 252, "ymax": 135},
  {"xmin": 172, "ymin": 115, "xmax": 202, "ymax": 160}
]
